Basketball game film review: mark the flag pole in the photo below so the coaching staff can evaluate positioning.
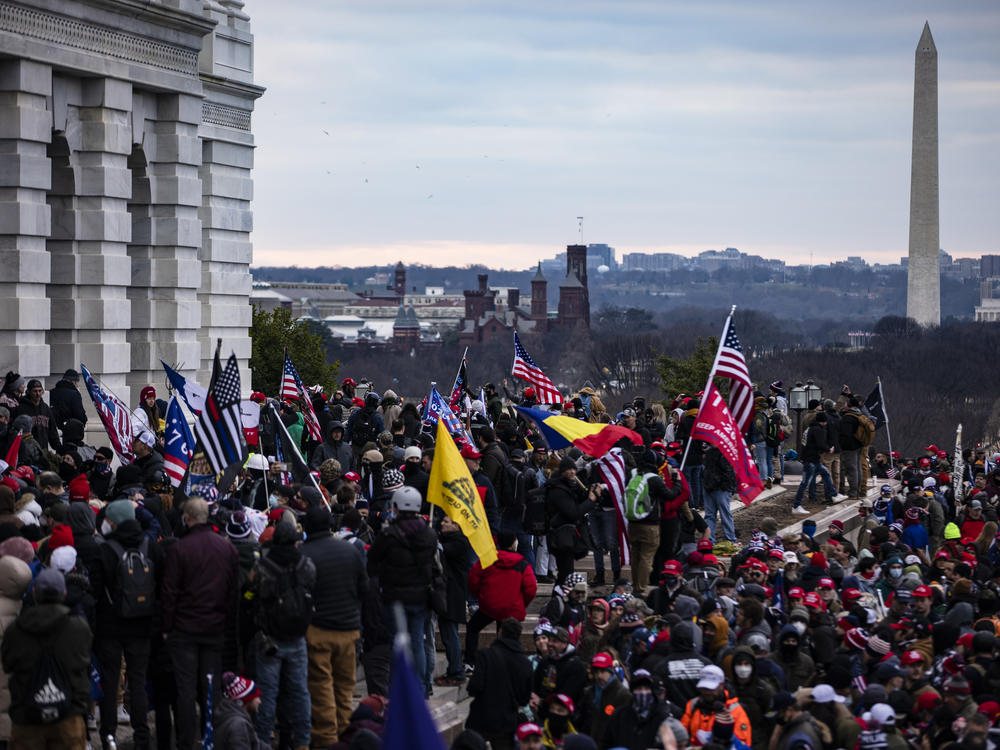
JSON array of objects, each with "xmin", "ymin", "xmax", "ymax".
[
  {"xmin": 878, "ymin": 376, "xmax": 897, "ymax": 485},
  {"xmin": 679, "ymin": 305, "xmax": 735, "ymax": 472},
  {"xmin": 450, "ymin": 347, "xmax": 468, "ymax": 399},
  {"xmin": 427, "ymin": 381, "xmax": 437, "ymax": 526}
]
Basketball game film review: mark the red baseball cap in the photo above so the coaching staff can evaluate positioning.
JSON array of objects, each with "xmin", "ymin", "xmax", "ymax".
[
  {"xmin": 978, "ymin": 701, "xmax": 1000, "ymax": 721},
  {"xmin": 697, "ymin": 539, "xmax": 713, "ymax": 551},
  {"xmin": 769, "ymin": 549, "xmax": 784, "ymax": 560},
  {"xmin": 958, "ymin": 633, "xmax": 975, "ymax": 649},
  {"xmin": 911, "ymin": 585, "xmax": 933, "ymax": 598},
  {"xmin": 662, "ymin": 560, "xmax": 683, "ymax": 576},
  {"xmin": 516, "ymin": 723, "xmax": 543, "ymax": 741},
  {"xmin": 460, "ymin": 445, "xmax": 482, "ymax": 459},
  {"xmin": 841, "ymin": 588, "xmax": 863, "ymax": 602},
  {"xmin": 803, "ymin": 592, "xmax": 826, "ymax": 610},
  {"xmin": 917, "ymin": 693, "xmax": 941, "ymax": 712},
  {"xmin": 919, "ymin": 457, "xmax": 931, "ymax": 467},
  {"xmin": 701, "ymin": 553, "xmax": 720, "ymax": 566},
  {"xmin": 935, "ymin": 550, "xmax": 950, "ymax": 560},
  {"xmin": 901, "ymin": 650, "xmax": 924, "ymax": 665},
  {"xmin": 11, "ymin": 466, "xmax": 34, "ymax": 482},
  {"xmin": 924, "ymin": 444, "xmax": 939, "ymax": 453},
  {"xmin": 788, "ymin": 587, "xmax": 805, "ymax": 599},
  {"xmin": 547, "ymin": 693, "xmax": 574, "ymax": 714},
  {"xmin": 249, "ymin": 391, "xmax": 266, "ymax": 403},
  {"xmin": 343, "ymin": 471, "xmax": 360, "ymax": 482},
  {"xmin": 591, "ymin": 652, "xmax": 614, "ymax": 670},
  {"xmin": 817, "ymin": 577, "xmax": 836, "ymax": 590}
]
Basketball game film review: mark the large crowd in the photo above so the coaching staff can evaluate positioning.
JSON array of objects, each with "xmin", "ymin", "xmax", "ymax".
[{"xmin": 0, "ymin": 368, "xmax": 998, "ymax": 750}]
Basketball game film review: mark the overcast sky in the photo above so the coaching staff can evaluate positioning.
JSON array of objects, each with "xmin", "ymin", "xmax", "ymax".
[{"xmin": 248, "ymin": 1, "xmax": 999, "ymax": 269}]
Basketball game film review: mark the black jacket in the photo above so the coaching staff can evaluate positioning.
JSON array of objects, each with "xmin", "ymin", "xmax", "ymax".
[
  {"xmin": 676, "ymin": 409, "xmax": 704, "ymax": 466},
  {"xmin": 301, "ymin": 530, "xmax": 368, "ymax": 631},
  {"xmin": 703, "ymin": 446, "xmax": 737, "ymax": 493},
  {"xmin": 66, "ymin": 502, "xmax": 103, "ymax": 580},
  {"xmin": 135, "ymin": 449, "xmax": 165, "ymax": 488},
  {"xmin": 466, "ymin": 637, "xmax": 533, "ymax": 735},
  {"xmin": 544, "ymin": 475, "xmax": 593, "ymax": 528},
  {"xmin": 309, "ymin": 421, "xmax": 354, "ymax": 472},
  {"xmin": 534, "ymin": 644, "xmax": 588, "ymax": 710},
  {"xmin": 603, "ymin": 697, "xmax": 674, "ymax": 750},
  {"xmin": 651, "ymin": 621, "xmax": 712, "ymax": 706},
  {"xmin": 13, "ymin": 397, "xmax": 61, "ymax": 454},
  {"xmin": 439, "ymin": 528, "xmax": 470, "ymax": 624},
  {"xmin": 368, "ymin": 516, "xmax": 437, "ymax": 607},
  {"xmin": 91, "ymin": 519, "xmax": 166, "ymax": 638},
  {"xmin": 2, "ymin": 602, "xmax": 92, "ymax": 723},
  {"xmin": 823, "ymin": 408, "xmax": 841, "ymax": 452},
  {"xmin": 802, "ymin": 420, "xmax": 831, "ymax": 464},
  {"xmin": 49, "ymin": 379, "xmax": 87, "ymax": 430}
]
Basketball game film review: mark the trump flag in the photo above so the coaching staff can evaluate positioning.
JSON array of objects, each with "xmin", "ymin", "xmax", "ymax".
[{"xmin": 691, "ymin": 382, "xmax": 764, "ymax": 506}]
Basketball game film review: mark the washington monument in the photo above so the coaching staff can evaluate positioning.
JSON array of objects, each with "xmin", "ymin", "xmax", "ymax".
[{"xmin": 906, "ymin": 22, "xmax": 940, "ymax": 327}]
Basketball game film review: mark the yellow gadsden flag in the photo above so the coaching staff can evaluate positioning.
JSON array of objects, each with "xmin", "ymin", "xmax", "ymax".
[{"xmin": 427, "ymin": 419, "xmax": 498, "ymax": 568}]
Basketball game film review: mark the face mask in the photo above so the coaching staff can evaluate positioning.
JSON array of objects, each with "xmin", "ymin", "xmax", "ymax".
[
  {"xmin": 792, "ymin": 621, "xmax": 807, "ymax": 636},
  {"xmin": 664, "ymin": 576, "xmax": 678, "ymax": 588},
  {"xmin": 547, "ymin": 715, "xmax": 569, "ymax": 736},
  {"xmin": 100, "ymin": 520, "xmax": 112, "ymax": 536},
  {"xmin": 734, "ymin": 664, "xmax": 753, "ymax": 680},
  {"xmin": 889, "ymin": 568, "xmax": 903, "ymax": 579},
  {"xmin": 780, "ymin": 642, "xmax": 799, "ymax": 658},
  {"xmin": 268, "ymin": 494, "xmax": 279, "ymax": 509},
  {"xmin": 632, "ymin": 691, "xmax": 654, "ymax": 717},
  {"xmin": 59, "ymin": 462, "xmax": 77, "ymax": 482}
]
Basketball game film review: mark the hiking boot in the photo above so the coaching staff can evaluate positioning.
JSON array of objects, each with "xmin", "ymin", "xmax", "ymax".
[
  {"xmin": 765, "ymin": 478, "xmax": 772, "ymax": 489},
  {"xmin": 590, "ymin": 573, "xmax": 605, "ymax": 586}
]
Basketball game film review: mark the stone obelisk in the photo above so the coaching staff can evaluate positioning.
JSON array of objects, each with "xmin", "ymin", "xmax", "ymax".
[{"xmin": 906, "ymin": 22, "xmax": 940, "ymax": 326}]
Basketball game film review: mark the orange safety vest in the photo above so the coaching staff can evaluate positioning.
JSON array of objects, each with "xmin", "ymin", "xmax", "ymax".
[{"xmin": 681, "ymin": 693, "xmax": 752, "ymax": 747}]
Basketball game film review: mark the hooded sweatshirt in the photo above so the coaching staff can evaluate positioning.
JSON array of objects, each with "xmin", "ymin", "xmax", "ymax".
[
  {"xmin": 652, "ymin": 621, "xmax": 712, "ymax": 707},
  {"xmin": 468, "ymin": 549, "xmax": 537, "ymax": 621},
  {"xmin": 0, "ymin": 557, "xmax": 32, "ymax": 739}
]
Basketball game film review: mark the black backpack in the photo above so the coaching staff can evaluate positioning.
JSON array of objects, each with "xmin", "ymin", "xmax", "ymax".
[
  {"xmin": 350, "ymin": 408, "xmax": 378, "ymax": 447},
  {"xmin": 255, "ymin": 554, "xmax": 315, "ymax": 641},
  {"xmin": 22, "ymin": 630, "xmax": 72, "ymax": 724},
  {"xmin": 523, "ymin": 484, "xmax": 549, "ymax": 536},
  {"xmin": 106, "ymin": 537, "xmax": 155, "ymax": 619}
]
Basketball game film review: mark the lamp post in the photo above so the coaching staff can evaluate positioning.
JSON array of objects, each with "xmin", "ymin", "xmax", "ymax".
[{"xmin": 789, "ymin": 380, "xmax": 823, "ymax": 450}]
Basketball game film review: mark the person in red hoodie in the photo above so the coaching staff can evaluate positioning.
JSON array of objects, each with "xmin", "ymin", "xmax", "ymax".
[
  {"xmin": 651, "ymin": 442, "xmax": 692, "ymax": 581},
  {"xmin": 465, "ymin": 530, "xmax": 538, "ymax": 664}
]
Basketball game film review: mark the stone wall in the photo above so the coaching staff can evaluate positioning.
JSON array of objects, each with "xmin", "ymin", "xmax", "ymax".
[{"xmin": 0, "ymin": 0, "xmax": 263, "ymax": 410}]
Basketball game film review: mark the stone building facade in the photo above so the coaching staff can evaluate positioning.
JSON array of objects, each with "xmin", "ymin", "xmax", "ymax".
[{"xmin": 0, "ymin": 0, "xmax": 263, "ymax": 405}]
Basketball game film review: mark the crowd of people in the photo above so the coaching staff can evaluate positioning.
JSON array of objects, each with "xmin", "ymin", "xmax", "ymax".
[{"xmin": 0, "ymin": 368, "xmax": 998, "ymax": 750}]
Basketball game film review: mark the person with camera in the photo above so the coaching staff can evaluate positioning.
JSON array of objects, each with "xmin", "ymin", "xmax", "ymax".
[
  {"xmin": 543, "ymin": 458, "xmax": 596, "ymax": 586},
  {"xmin": 587, "ymin": 477, "xmax": 619, "ymax": 586}
]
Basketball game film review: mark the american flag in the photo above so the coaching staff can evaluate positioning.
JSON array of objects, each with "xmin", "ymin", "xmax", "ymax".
[
  {"xmin": 715, "ymin": 316, "xmax": 753, "ymax": 435},
  {"xmin": 422, "ymin": 385, "xmax": 467, "ymax": 439},
  {"xmin": 195, "ymin": 349, "xmax": 247, "ymax": 475},
  {"xmin": 590, "ymin": 448, "xmax": 630, "ymax": 566},
  {"xmin": 449, "ymin": 357, "xmax": 468, "ymax": 411},
  {"xmin": 281, "ymin": 352, "xmax": 322, "ymax": 441},
  {"xmin": 163, "ymin": 396, "xmax": 194, "ymax": 487},
  {"xmin": 887, "ymin": 466, "xmax": 899, "ymax": 479},
  {"xmin": 80, "ymin": 364, "xmax": 135, "ymax": 464},
  {"xmin": 512, "ymin": 331, "xmax": 563, "ymax": 404}
]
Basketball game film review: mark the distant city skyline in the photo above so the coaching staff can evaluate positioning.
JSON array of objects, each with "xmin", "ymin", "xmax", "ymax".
[{"xmin": 249, "ymin": 1, "xmax": 1000, "ymax": 269}]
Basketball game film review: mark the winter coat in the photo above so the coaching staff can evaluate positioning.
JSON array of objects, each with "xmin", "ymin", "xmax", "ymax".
[
  {"xmin": 368, "ymin": 516, "xmax": 437, "ymax": 607},
  {"xmin": 300, "ymin": 529, "xmax": 368, "ymax": 631},
  {"xmin": 801, "ymin": 420, "xmax": 831, "ymax": 464},
  {"xmin": 728, "ymin": 646, "xmax": 774, "ymax": 750},
  {"xmin": 377, "ymin": 390, "xmax": 402, "ymax": 430},
  {"xmin": 466, "ymin": 636, "xmax": 533, "ymax": 735},
  {"xmin": 13, "ymin": 397, "xmax": 61, "ymax": 454},
  {"xmin": 309, "ymin": 420, "xmax": 355, "ymax": 472},
  {"xmin": 214, "ymin": 697, "xmax": 265, "ymax": 749},
  {"xmin": 603, "ymin": 698, "xmax": 676, "ymax": 750},
  {"xmin": 580, "ymin": 676, "xmax": 630, "ymax": 744},
  {"xmin": 681, "ymin": 691, "xmax": 753, "ymax": 748},
  {"xmin": 90, "ymin": 519, "xmax": 165, "ymax": 638},
  {"xmin": 651, "ymin": 621, "xmax": 712, "ymax": 707},
  {"xmin": 1, "ymin": 601, "xmax": 92, "ymax": 724},
  {"xmin": 0, "ymin": 557, "xmax": 32, "ymax": 739},
  {"xmin": 769, "ymin": 625, "xmax": 814, "ymax": 691},
  {"xmin": 135, "ymin": 449, "xmax": 166, "ymax": 488},
  {"xmin": 676, "ymin": 409, "xmax": 705, "ymax": 466},
  {"xmin": 161, "ymin": 522, "xmax": 239, "ymax": 635},
  {"xmin": 49, "ymin": 379, "xmax": 87, "ymax": 430},
  {"xmin": 533, "ymin": 644, "xmax": 588, "ymax": 709},
  {"xmin": 545, "ymin": 474, "xmax": 593, "ymax": 529},
  {"xmin": 468, "ymin": 549, "xmax": 537, "ymax": 621},
  {"xmin": 439, "ymin": 529, "xmax": 470, "ymax": 624},
  {"xmin": 704, "ymin": 446, "xmax": 737, "ymax": 493}
]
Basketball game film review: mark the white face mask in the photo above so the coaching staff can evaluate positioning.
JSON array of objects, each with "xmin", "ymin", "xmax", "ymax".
[
  {"xmin": 792, "ymin": 621, "xmax": 807, "ymax": 636},
  {"xmin": 734, "ymin": 664, "xmax": 753, "ymax": 680},
  {"xmin": 268, "ymin": 494, "xmax": 279, "ymax": 509},
  {"xmin": 100, "ymin": 520, "xmax": 112, "ymax": 536}
]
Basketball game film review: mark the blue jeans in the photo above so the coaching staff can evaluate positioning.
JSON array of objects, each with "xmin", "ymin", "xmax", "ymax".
[
  {"xmin": 795, "ymin": 461, "xmax": 836, "ymax": 506},
  {"xmin": 589, "ymin": 509, "xmax": 620, "ymax": 578},
  {"xmin": 423, "ymin": 612, "xmax": 436, "ymax": 688},
  {"xmin": 705, "ymin": 489, "xmax": 736, "ymax": 543},
  {"xmin": 500, "ymin": 514, "xmax": 535, "ymax": 569},
  {"xmin": 683, "ymin": 465, "xmax": 705, "ymax": 510},
  {"xmin": 438, "ymin": 618, "xmax": 464, "ymax": 678},
  {"xmin": 255, "ymin": 636, "xmax": 311, "ymax": 748},
  {"xmin": 754, "ymin": 442, "xmax": 770, "ymax": 480},
  {"xmin": 384, "ymin": 602, "xmax": 430, "ymax": 695}
]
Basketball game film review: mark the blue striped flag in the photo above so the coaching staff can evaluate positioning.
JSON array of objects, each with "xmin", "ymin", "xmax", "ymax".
[{"xmin": 164, "ymin": 396, "xmax": 194, "ymax": 488}]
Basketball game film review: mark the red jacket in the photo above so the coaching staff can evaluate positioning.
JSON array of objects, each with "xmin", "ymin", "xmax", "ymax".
[
  {"xmin": 468, "ymin": 550, "xmax": 537, "ymax": 621},
  {"xmin": 659, "ymin": 463, "xmax": 691, "ymax": 519}
]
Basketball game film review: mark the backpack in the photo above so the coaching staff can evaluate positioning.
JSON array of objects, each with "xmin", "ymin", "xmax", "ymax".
[
  {"xmin": 523, "ymin": 484, "xmax": 549, "ymax": 535},
  {"xmin": 106, "ymin": 537, "xmax": 155, "ymax": 619},
  {"xmin": 23, "ymin": 631, "xmax": 72, "ymax": 724},
  {"xmin": 624, "ymin": 471, "xmax": 658, "ymax": 521},
  {"xmin": 349, "ymin": 407, "xmax": 378, "ymax": 447},
  {"xmin": 255, "ymin": 554, "xmax": 315, "ymax": 640},
  {"xmin": 854, "ymin": 414, "xmax": 876, "ymax": 446},
  {"xmin": 765, "ymin": 412, "xmax": 785, "ymax": 447}
]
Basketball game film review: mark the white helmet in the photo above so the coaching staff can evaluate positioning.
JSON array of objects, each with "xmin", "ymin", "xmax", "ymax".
[{"xmin": 392, "ymin": 485, "xmax": 422, "ymax": 513}]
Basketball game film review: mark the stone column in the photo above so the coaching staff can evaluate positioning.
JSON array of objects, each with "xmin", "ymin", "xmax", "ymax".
[
  {"xmin": 74, "ymin": 78, "xmax": 133, "ymax": 403},
  {"xmin": 0, "ymin": 60, "xmax": 52, "ymax": 379},
  {"xmin": 126, "ymin": 93, "xmax": 203, "ymax": 393}
]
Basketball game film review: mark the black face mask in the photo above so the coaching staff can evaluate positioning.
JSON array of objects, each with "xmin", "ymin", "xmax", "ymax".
[
  {"xmin": 548, "ymin": 714, "xmax": 569, "ymax": 736},
  {"xmin": 780, "ymin": 642, "xmax": 799, "ymax": 659},
  {"xmin": 632, "ymin": 691, "xmax": 654, "ymax": 719},
  {"xmin": 59, "ymin": 461, "xmax": 77, "ymax": 482},
  {"xmin": 663, "ymin": 576, "xmax": 679, "ymax": 588}
]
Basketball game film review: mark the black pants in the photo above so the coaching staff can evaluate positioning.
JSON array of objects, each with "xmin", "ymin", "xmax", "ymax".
[
  {"xmin": 360, "ymin": 643, "xmax": 391, "ymax": 697},
  {"xmin": 464, "ymin": 609, "xmax": 498, "ymax": 663},
  {"xmin": 149, "ymin": 633, "xmax": 176, "ymax": 750},
  {"xmin": 554, "ymin": 548, "xmax": 576, "ymax": 586},
  {"xmin": 168, "ymin": 631, "xmax": 223, "ymax": 750},
  {"xmin": 95, "ymin": 635, "xmax": 151, "ymax": 748},
  {"xmin": 651, "ymin": 517, "xmax": 681, "ymax": 585}
]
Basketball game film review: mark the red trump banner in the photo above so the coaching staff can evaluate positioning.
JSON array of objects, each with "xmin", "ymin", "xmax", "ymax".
[{"xmin": 691, "ymin": 383, "xmax": 765, "ymax": 506}]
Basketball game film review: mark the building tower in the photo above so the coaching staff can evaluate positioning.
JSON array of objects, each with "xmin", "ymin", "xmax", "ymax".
[
  {"xmin": 530, "ymin": 263, "xmax": 548, "ymax": 329},
  {"xmin": 565, "ymin": 244, "xmax": 590, "ymax": 327},
  {"xmin": 393, "ymin": 261, "xmax": 406, "ymax": 298},
  {"xmin": 905, "ymin": 22, "xmax": 940, "ymax": 327}
]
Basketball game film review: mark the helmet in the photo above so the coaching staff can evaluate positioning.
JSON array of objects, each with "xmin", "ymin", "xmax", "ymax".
[{"xmin": 392, "ymin": 486, "xmax": 422, "ymax": 512}]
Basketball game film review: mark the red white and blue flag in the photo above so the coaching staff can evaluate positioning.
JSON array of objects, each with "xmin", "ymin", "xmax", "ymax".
[
  {"xmin": 422, "ymin": 384, "xmax": 466, "ymax": 439},
  {"xmin": 715, "ymin": 317, "xmax": 753, "ymax": 436},
  {"xmin": 81, "ymin": 364, "xmax": 136, "ymax": 464},
  {"xmin": 194, "ymin": 349, "xmax": 246, "ymax": 475},
  {"xmin": 512, "ymin": 331, "xmax": 563, "ymax": 404},
  {"xmin": 281, "ymin": 351, "xmax": 322, "ymax": 441},
  {"xmin": 691, "ymin": 382, "xmax": 764, "ymax": 506},
  {"xmin": 590, "ymin": 448, "xmax": 630, "ymax": 566},
  {"xmin": 449, "ymin": 358, "xmax": 468, "ymax": 412},
  {"xmin": 163, "ymin": 396, "xmax": 194, "ymax": 487}
]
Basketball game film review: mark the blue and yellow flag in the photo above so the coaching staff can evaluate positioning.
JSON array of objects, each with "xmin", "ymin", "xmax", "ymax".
[{"xmin": 427, "ymin": 419, "xmax": 497, "ymax": 568}]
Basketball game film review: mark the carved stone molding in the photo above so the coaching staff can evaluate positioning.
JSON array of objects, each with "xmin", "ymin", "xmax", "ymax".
[
  {"xmin": 0, "ymin": 2, "xmax": 199, "ymax": 76},
  {"xmin": 201, "ymin": 101, "xmax": 251, "ymax": 130}
]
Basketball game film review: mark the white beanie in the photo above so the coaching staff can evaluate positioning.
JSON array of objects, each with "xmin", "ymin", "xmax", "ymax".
[{"xmin": 50, "ymin": 546, "xmax": 78, "ymax": 575}]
